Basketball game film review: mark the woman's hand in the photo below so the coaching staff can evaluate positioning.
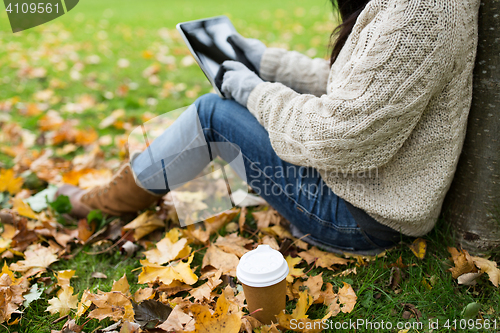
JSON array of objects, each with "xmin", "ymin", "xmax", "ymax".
[
  {"xmin": 228, "ymin": 33, "xmax": 266, "ymax": 74},
  {"xmin": 221, "ymin": 60, "xmax": 264, "ymax": 107}
]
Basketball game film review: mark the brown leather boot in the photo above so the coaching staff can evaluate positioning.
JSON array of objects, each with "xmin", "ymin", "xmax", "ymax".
[{"xmin": 56, "ymin": 163, "xmax": 163, "ymax": 218}]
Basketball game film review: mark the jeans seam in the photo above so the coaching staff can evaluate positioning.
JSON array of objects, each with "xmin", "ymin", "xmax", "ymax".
[{"xmin": 206, "ymin": 127, "xmax": 360, "ymax": 234}]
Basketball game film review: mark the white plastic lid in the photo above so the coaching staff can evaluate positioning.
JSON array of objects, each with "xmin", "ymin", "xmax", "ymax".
[{"xmin": 236, "ymin": 245, "xmax": 289, "ymax": 287}]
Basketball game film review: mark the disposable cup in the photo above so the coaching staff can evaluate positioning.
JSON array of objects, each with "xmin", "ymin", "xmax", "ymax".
[{"xmin": 236, "ymin": 245, "xmax": 289, "ymax": 324}]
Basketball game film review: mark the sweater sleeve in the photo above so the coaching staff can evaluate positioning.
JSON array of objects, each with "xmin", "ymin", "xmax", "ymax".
[
  {"xmin": 247, "ymin": 3, "xmax": 456, "ymax": 173},
  {"xmin": 259, "ymin": 48, "xmax": 330, "ymax": 97}
]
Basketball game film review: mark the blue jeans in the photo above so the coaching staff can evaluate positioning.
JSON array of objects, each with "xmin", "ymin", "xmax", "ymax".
[{"xmin": 131, "ymin": 93, "xmax": 399, "ymax": 254}]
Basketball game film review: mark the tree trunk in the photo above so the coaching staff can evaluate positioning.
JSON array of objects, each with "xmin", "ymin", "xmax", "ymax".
[{"xmin": 442, "ymin": 0, "xmax": 500, "ymax": 253}]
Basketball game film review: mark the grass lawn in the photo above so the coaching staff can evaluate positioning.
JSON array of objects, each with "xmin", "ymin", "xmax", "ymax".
[{"xmin": 0, "ymin": 0, "xmax": 499, "ymax": 332}]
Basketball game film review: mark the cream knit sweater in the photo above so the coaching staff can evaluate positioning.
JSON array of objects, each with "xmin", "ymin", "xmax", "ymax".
[{"xmin": 247, "ymin": 0, "xmax": 480, "ymax": 237}]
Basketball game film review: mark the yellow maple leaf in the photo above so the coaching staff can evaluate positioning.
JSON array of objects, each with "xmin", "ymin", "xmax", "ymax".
[
  {"xmin": 112, "ymin": 274, "xmax": 131, "ymax": 296},
  {"xmin": 0, "ymin": 169, "xmax": 23, "ymax": 195},
  {"xmin": 143, "ymin": 229, "xmax": 191, "ymax": 265},
  {"xmin": 186, "ymin": 292, "xmax": 242, "ymax": 333},
  {"xmin": 277, "ymin": 290, "xmax": 330, "ymax": 333},
  {"xmin": 46, "ymin": 286, "xmax": 79, "ymax": 317},
  {"xmin": 12, "ymin": 197, "xmax": 37, "ymax": 220},
  {"xmin": 138, "ymin": 253, "xmax": 198, "ymax": 285},
  {"xmin": 10, "ymin": 244, "xmax": 58, "ymax": 275},
  {"xmin": 286, "ymin": 256, "xmax": 304, "ymax": 282},
  {"xmin": 87, "ymin": 291, "xmax": 134, "ymax": 322}
]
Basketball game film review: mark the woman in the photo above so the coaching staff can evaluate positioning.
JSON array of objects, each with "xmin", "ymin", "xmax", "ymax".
[{"xmin": 58, "ymin": 0, "xmax": 479, "ymax": 255}]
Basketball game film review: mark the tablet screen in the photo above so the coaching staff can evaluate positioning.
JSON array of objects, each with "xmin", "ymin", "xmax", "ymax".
[{"xmin": 178, "ymin": 17, "xmax": 237, "ymax": 79}]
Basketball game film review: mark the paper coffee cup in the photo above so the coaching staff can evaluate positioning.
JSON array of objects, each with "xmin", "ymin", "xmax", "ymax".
[{"xmin": 236, "ymin": 244, "xmax": 289, "ymax": 324}]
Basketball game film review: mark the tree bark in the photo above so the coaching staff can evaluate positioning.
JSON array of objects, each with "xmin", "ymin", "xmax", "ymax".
[{"xmin": 442, "ymin": 0, "xmax": 500, "ymax": 253}]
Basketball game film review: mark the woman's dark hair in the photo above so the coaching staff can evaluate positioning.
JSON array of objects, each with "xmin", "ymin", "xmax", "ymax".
[{"xmin": 329, "ymin": 0, "xmax": 370, "ymax": 65}]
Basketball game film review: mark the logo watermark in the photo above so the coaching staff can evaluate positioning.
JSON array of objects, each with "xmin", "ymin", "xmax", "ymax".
[{"xmin": 4, "ymin": 0, "xmax": 79, "ymax": 33}]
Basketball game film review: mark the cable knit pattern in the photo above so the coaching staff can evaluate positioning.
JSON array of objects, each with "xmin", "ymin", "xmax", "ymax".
[{"xmin": 247, "ymin": 0, "xmax": 479, "ymax": 237}]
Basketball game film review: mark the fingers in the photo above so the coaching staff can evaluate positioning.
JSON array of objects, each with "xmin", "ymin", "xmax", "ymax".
[
  {"xmin": 229, "ymin": 32, "xmax": 246, "ymax": 48},
  {"xmin": 222, "ymin": 60, "xmax": 248, "ymax": 71}
]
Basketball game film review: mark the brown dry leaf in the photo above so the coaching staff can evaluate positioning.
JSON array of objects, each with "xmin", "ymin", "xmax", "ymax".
[
  {"xmin": 0, "ymin": 273, "xmax": 25, "ymax": 324},
  {"xmin": 0, "ymin": 169, "xmax": 23, "ymax": 195},
  {"xmin": 470, "ymin": 256, "xmax": 500, "ymax": 287},
  {"xmin": 138, "ymin": 253, "xmax": 198, "ymax": 285},
  {"xmin": 157, "ymin": 304, "xmax": 195, "ymax": 331},
  {"xmin": 202, "ymin": 245, "xmax": 239, "ymax": 277},
  {"xmin": 327, "ymin": 282, "xmax": 357, "ymax": 316},
  {"xmin": 184, "ymin": 224, "xmax": 211, "ymax": 244},
  {"xmin": 252, "ymin": 207, "xmax": 281, "ymax": 229},
  {"xmin": 10, "ymin": 244, "xmax": 58, "ymax": 275},
  {"xmin": 457, "ymin": 272, "xmax": 483, "ymax": 286},
  {"xmin": 408, "ymin": 238, "xmax": 427, "ymax": 260},
  {"xmin": 52, "ymin": 319, "xmax": 83, "ymax": 333},
  {"xmin": 12, "ymin": 197, "xmax": 37, "ymax": 220},
  {"xmin": 143, "ymin": 228, "xmax": 191, "ymax": 265},
  {"xmin": 133, "ymin": 287, "xmax": 155, "ymax": 303},
  {"xmin": 298, "ymin": 246, "xmax": 351, "ymax": 270},
  {"xmin": 186, "ymin": 292, "xmax": 242, "ymax": 333},
  {"xmin": 77, "ymin": 218, "xmax": 95, "ymax": 243},
  {"xmin": 46, "ymin": 286, "xmax": 79, "ymax": 317},
  {"xmin": 286, "ymin": 256, "xmax": 304, "ymax": 282},
  {"xmin": 262, "ymin": 225, "xmax": 293, "ymax": 240},
  {"xmin": 189, "ymin": 269, "xmax": 223, "ymax": 302},
  {"xmin": 204, "ymin": 208, "xmax": 240, "ymax": 235},
  {"xmin": 302, "ymin": 274, "xmax": 324, "ymax": 302},
  {"xmin": 447, "ymin": 247, "xmax": 477, "ymax": 279},
  {"xmin": 56, "ymin": 270, "xmax": 76, "ymax": 289},
  {"xmin": 241, "ymin": 316, "xmax": 262, "ymax": 333},
  {"xmin": 260, "ymin": 235, "xmax": 280, "ymax": 251},
  {"xmin": 87, "ymin": 291, "xmax": 134, "ymax": 322},
  {"xmin": 61, "ymin": 168, "xmax": 94, "ymax": 186},
  {"xmin": 222, "ymin": 285, "xmax": 246, "ymax": 310},
  {"xmin": 214, "ymin": 233, "xmax": 253, "ymax": 258},
  {"xmin": 112, "ymin": 274, "xmax": 131, "ymax": 296},
  {"xmin": 122, "ymin": 211, "xmax": 165, "ymax": 241}
]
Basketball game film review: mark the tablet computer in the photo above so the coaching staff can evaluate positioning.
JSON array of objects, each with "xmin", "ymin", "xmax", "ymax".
[{"xmin": 177, "ymin": 15, "xmax": 257, "ymax": 97}]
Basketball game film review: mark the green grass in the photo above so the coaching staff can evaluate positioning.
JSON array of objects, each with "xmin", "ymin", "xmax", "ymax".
[{"xmin": 0, "ymin": 0, "xmax": 499, "ymax": 332}]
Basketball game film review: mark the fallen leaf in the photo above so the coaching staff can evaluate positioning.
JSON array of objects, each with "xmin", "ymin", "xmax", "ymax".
[
  {"xmin": 133, "ymin": 299, "xmax": 172, "ymax": 328},
  {"xmin": 112, "ymin": 274, "xmax": 131, "ymax": 296},
  {"xmin": 286, "ymin": 256, "xmax": 304, "ymax": 282},
  {"xmin": 10, "ymin": 244, "xmax": 58, "ymax": 275},
  {"xmin": 12, "ymin": 197, "xmax": 37, "ymax": 220},
  {"xmin": 448, "ymin": 248, "xmax": 477, "ymax": 279},
  {"xmin": 202, "ymin": 245, "xmax": 239, "ymax": 277},
  {"xmin": 46, "ymin": 286, "xmax": 79, "ymax": 317},
  {"xmin": 0, "ymin": 273, "xmax": 25, "ymax": 323},
  {"xmin": 138, "ymin": 253, "xmax": 198, "ymax": 285},
  {"xmin": 298, "ymin": 247, "xmax": 351, "ymax": 270},
  {"xmin": 23, "ymin": 283, "xmax": 43, "ymax": 307},
  {"xmin": 158, "ymin": 304, "xmax": 195, "ymax": 331},
  {"xmin": 189, "ymin": 269, "xmax": 223, "ymax": 302},
  {"xmin": 186, "ymin": 292, "xmax": 242, "ymax": 333},
  {"xmin": 87, "ymin": 291, "xmax": 134, "ymax": 322},
  {"xmin": 133, "ymin": 288, "xmax": 155, "ymax": 303},
  {"xmin": 122, "ymin": 211, "xmax": 165, "ymax": 241},
  {"xmin": 214, "ymin": 233, "xmax": 253, "ymax": 258},
  {"xmin": 56, "ymin": 270, "xmax": 76, "ymax": 289},
  {"xmin": 471, "ymin": 256, "xmax": 500, "ymax": 287},
  {"xmin": 0, "ymin": 169, "xmax": 23, "ymax": 195},
  {"xmin": 143, "ymin": 229, "xmax": 190, "ymax": 265},
  {"xmin": 408, "ymin": 238, "xmax": 427, "ymax": 260},
  {"xmin": 252, "ymin": 208, "xmax": 281, "ymax": 229}
]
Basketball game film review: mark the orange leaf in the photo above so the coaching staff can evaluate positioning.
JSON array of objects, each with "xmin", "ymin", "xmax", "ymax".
[{"xmin": 0, "ymin": 169, "xmax": 23, "ymax": 195}]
